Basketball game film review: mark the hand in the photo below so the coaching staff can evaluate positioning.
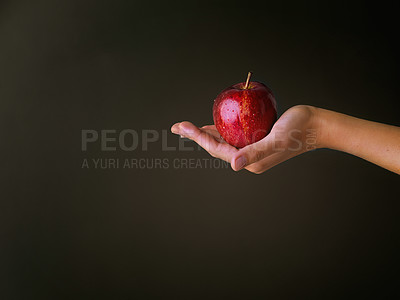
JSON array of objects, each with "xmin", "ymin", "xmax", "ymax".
[{"xmin": 171, "ymin": 105, "xmax": 319, "ymax": 174}]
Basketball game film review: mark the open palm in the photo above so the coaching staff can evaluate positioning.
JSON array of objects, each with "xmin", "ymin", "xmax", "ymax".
[{"xmin": 171, "ymin": 105, "xmax": 318, "ymax": 174}]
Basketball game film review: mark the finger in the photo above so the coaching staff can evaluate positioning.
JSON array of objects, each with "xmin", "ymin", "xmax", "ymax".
[
  {"xmin": 200, "ymin": 125, "xmax": 224, "ymax": 143},
  {"xmin": 171, "ymin": 122, "xmax": 185, "ymax": 136},
  {"xmin": 171, "ymin": 121, "xmax": 204, "ymax": 138},
  {"xmin": 200, "ymin": 125, "xmax": 217, "ymax": 131},
  {"xmin": 231, "ymin": 134, "xmax": 285, "ymax": 171},
  {"xmin": 173, "ymin": 121, "xmax": 238, "ymax": 162},
  {"xmin": 172, "ymin": 123, "xmax": 219, "ymax": 139},
  {"xmin": 244, "ymin": 150, "xmax": 298, "ymax": 174}
]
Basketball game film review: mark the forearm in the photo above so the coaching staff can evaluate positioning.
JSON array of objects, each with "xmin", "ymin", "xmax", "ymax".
[{"xmin": 314, "ymin": 107, "xmax": 400, "ymax": 174}]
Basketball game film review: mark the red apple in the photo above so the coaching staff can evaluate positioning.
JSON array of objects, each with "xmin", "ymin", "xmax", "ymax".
[{"xmin": 213, "ymin": 72, "xmax": 277, "ymax": 148}]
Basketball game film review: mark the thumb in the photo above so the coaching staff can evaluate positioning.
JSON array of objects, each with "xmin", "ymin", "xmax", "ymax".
[{"xmin": 230, "ymin": 137, "xmax": 276, "ymax": 171}]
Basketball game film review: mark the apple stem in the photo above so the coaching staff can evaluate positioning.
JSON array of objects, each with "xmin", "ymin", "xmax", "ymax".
[{"xmin": 244, "ymin": 71, "xmax": 252, "ymax": 89}]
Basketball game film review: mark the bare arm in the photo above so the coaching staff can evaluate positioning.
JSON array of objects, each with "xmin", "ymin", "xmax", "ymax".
[
  {"xmin": 171, "ymin": 105, "xmax": 400, "ymax": 174},
  {"xmin": 315, "ymin": 108, "xmax": 400, "ymax": 174}
]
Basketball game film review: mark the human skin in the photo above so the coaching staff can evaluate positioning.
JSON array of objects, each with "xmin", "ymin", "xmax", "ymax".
[{"xmin": 170, "ymin": 105, "xmax": 400, "ymax": 174}]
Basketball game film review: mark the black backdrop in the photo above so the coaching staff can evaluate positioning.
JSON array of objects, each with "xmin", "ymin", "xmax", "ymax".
[{"xmin": 1, "ymin": 1, "xmax": 399, "ymax": 299}]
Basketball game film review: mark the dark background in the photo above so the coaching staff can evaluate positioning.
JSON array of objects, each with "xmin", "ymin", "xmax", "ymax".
[{"xmin": 1, "ymin": 0, "xmax": 399, "ymax": 299}]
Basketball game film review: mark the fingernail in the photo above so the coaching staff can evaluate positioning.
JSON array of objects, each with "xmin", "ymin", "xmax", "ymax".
[{"xmin": 235, "ymin": 156, "xmax": 247, "ymax": 170}]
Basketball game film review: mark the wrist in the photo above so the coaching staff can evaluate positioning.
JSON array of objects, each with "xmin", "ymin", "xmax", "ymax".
[
  {"xmin": 302, "ymin": 105, "xmax": 325, "ymax": 150},
  {"xmin": 311, "ymin": 107, "xmax": 350, "ymax": 151},
  {"xmin": 309, "ymin": 106, "xmax": 330, "ymax": 149}
]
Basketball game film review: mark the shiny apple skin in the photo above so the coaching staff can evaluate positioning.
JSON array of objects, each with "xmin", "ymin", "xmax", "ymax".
[{"xmin": 213, "ymin": 81, "xmax": 277, "ymax": 148}]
